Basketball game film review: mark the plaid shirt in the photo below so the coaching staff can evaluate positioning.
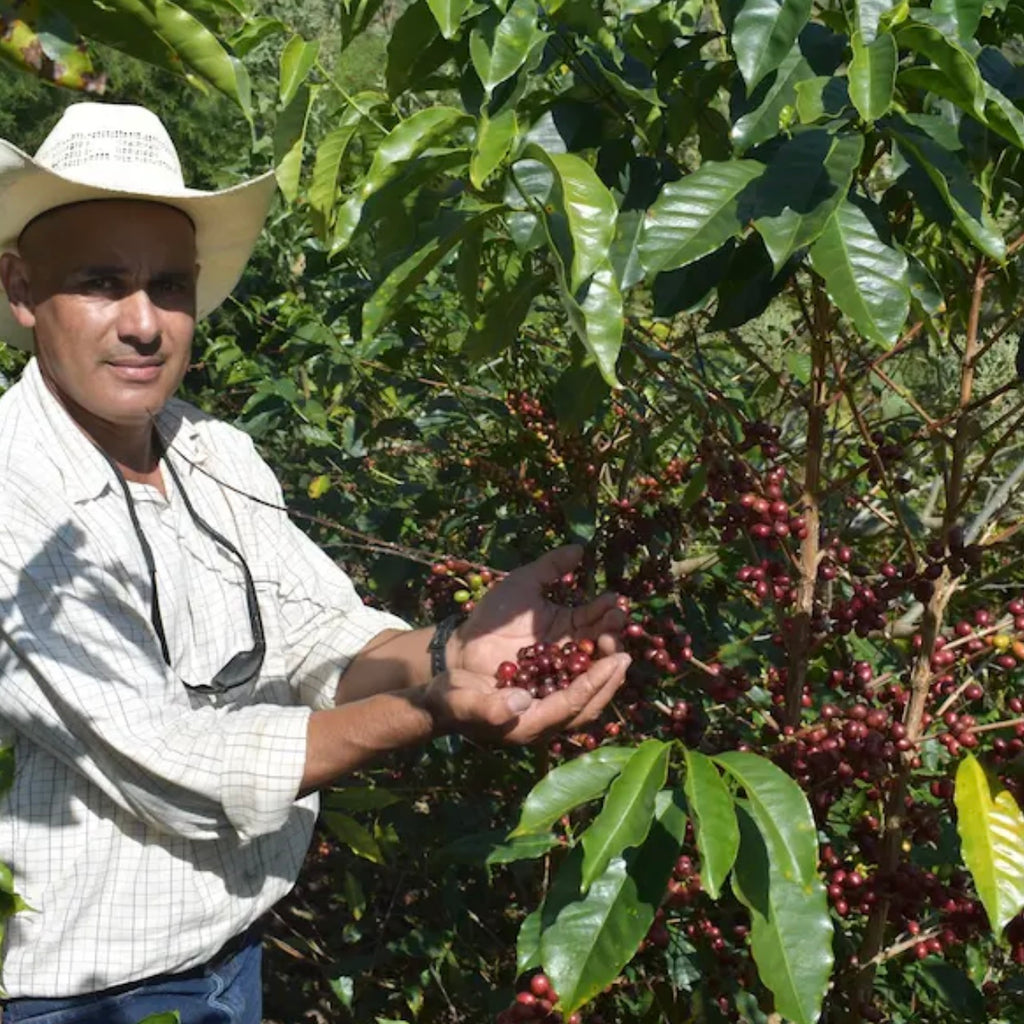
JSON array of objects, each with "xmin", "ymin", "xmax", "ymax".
[{"xmin": 0, "ymin": 359, "xmax": 406, "ymax": 996}]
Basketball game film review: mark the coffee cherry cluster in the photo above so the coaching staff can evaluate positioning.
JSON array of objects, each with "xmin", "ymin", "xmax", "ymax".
[
  {"xmin": 495, "ymin": 639, "xmax": 597, "ymax": 699},
  {"xmin": 496, "ymin": 972, "xmax": 580, "ymax": 1024},
  {"xmin": 425, "ymin": 557, "xmax": 500, "ymax": 617}
]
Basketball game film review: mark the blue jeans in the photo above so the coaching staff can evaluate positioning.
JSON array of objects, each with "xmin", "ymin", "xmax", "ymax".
[{"xmin": 1, "ymin": 929, "xmax": 262, "ymax": 1024}]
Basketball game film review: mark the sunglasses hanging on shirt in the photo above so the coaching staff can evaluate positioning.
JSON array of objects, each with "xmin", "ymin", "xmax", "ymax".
[{"xmin": 98, "ymin": 432, "xmax": 266, "ymax": 695}]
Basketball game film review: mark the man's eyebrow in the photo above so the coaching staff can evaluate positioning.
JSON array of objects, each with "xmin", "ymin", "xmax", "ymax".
[{"xmin": 71, "ymin": 265, "xmax": 127, "ymax": 279}]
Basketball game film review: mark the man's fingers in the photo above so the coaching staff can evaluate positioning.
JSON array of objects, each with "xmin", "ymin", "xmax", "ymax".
[
  {"xmin": 524, "ymin": 543, "xmax": 584, "ymax": 584},
  {"xmin": 510, "ymin": 653, "xmax": 630, "ymax": 740}
]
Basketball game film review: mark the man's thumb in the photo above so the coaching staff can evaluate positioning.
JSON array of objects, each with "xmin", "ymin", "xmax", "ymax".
[{"xmin": 503, "ymin": 688, "xmax": 533, "ymax": 715}]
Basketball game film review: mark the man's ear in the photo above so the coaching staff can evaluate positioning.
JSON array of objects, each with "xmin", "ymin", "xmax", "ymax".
[{"xmin": 0, "ymin": 253, "xmax": 36, "ymax": 330}]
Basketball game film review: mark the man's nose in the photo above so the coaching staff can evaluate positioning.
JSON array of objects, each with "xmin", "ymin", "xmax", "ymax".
[{"xmin": 116, "ymin": 288, "xmax": 161, "ymax": 345}]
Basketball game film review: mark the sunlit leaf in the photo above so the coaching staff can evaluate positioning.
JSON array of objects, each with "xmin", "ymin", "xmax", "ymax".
[
  {"xmin": 732, "ymin": 0, "xmax": 813, "ymax": 91},
  {"xmin": 955, "ymin": 752, "xmax": 1024, "ymax": 936},
  {"xmin": 683, "ymin": 748, "xmax": 739, "ymax": 899}
]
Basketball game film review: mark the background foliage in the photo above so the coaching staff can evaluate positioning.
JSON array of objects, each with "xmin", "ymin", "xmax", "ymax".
[{"xmin": 6, "ymin": 0, "xmax": 1024, "ymax": 1021}]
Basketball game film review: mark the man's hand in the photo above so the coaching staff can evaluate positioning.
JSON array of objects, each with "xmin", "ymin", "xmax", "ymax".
[
  {"xmin": 425, "ymin": 652, "xmax": 631, "ymax": 745},
  {"xmin": 448, "ymin": 544, "xmax": 628, "ymax": 677}
]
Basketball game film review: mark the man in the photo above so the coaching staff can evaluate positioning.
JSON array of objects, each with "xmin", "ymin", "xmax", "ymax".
[{"xmin": 0, "ymin": 103, "xmax": 629, "ymax": 1023}]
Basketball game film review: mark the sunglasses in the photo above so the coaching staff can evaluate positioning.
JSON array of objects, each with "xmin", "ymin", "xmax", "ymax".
[{"xmin": 101, "ymin": 435, "xmax": 266, "ymax": 696}]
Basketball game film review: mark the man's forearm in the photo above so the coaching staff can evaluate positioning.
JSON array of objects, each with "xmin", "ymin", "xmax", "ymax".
[
  {"xmin": 302, "ymin": 686, "xmax": 436, "ymax": 791},
  {"xmin": 334, "ymin": 625, "xmax": 460, "ymax": 703}
]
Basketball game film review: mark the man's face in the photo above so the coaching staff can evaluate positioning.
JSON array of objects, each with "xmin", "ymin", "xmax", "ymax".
[{"xmin": 2, "ymin": 200, "xmax": 198, "ymax": 430}]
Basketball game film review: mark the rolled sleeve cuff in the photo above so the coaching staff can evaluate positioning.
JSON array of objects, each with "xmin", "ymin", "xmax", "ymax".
[
  {"xmin": 221, "ymin": 705, "xmax": 312, "ymax": 839},
  {"xmin": 300, "ymin": 608, "xmax": 412, "ymax": 711}
]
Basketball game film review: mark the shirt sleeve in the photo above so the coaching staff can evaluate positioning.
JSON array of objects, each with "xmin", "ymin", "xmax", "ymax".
[
  {"xmin": 0, "ymin": 483, "xmax": 311, "ymax": 843},
  {"xmin": 238, "ymin": 448, "xmax": 412, "ymax": 711}
]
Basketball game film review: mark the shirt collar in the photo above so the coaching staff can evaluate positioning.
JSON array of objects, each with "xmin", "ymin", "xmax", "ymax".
[{"xmin": 21, "ymin": 358, "xmax": 210, "ymax": 504}]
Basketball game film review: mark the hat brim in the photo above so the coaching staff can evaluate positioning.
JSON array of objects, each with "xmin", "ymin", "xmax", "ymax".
[{"xmin": 0, "ymin": 138, "xmax": 276, "ymax": 352}]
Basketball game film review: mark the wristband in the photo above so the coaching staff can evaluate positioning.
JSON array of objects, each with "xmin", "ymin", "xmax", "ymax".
[{"xmin": 429, "ymin": 613, "xmax": 464, "ymax": 676}]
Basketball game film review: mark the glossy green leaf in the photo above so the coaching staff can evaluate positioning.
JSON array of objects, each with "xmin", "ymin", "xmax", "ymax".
[
  {"xmin": 753, "ymin": 131, "xmax": 863, "ymax": 271},
  {"xmin": 278, "ymin": 34, "xmax": 319, "ymax": 107},
  {"xmin": 609, "ymin": 209, "xmax": 646, "ymax": 290},
  {"xmin": 470, "ymin": 0, "xmax": 548, "ymax": 96},
  {"xmin": 581, "ymin": 740, "xmax": 670, "ymax": 891},
  {"xmin": 68, "ymin": 0, "xmax": 252, "ymax": 112},
  {"xmin": 471, "ymin": 108, "xmax": 518, "ymax": 189},
  {"xmin": 849, "ymin": 30, "xmax": 897, "ymax": 123},
  {"xmin": 794, "ymin": 75, "xmax": 850, "ymax": 123},
  {"xmin": 322, "ymin": 810, "xmax": 384, "ymax": 864},
  {"xmin": 228, "ymin": 15, "xmax": 286, "ymax": 56},
  {"xmin": 888, "ymin": 119, "xmax": 1005, "ymax": 260},
  {"xmin": 511, "ymin": 746, "xmax": 635, "ymax": 837},
  {"xmin": 538, "ymin": 789, "xmax": 688, "ymax": 1015},
  {"xmin": 426, "ymin": 0, "xmax": 470, "ymax": 38},
  {"xmin": 136, "ymin": 1014, "xmax": 181, "ymax": 1024},
  {"xmin": 385, "ymin": 0, "xmax": 452, "ymax": 97},
  {"xmin": 856, "ymin": 0, "xmax": 893, "ymax": 41},
  {"xmin": 521, "ymin": 144, "xmax": 618, "ymax": 292},
  {"xmin": 731, "ymin": 804, "xmax": 834, "ymax": 1024},
  {"xmin": 955, "ymin": 752, "xmax": 1024, "ymax": 935},
  {"xmin": 897, "ymin": 22, "xmax": 984, "ymax": 119},
  {"xmin": 273, "ymin": 82, "xmax": 316, "ymax": 203},
  {"xmin": 808, "ymin": 199, "xmax": 910, "ymax": 346},
  {"xmin": 562, "ymin": 260, "xmax": 623, "ymax": 388},
  {"xmin": 362, "ymin": 207, "xmax": 502, "ymax": 337},
  {"xmin": 309, "ymin": 101, "xmax": 374, "ymax": 238},
  {"xmin": 732, "ymin": 0, "xmax": 813, "ymax": 91},
  {"xmin": 932, "ymin": 0, "xmax": 983, "ymax": 43},
  {"xmin": 714, "ymin": 751, "xmax": 822, "ymax": 884},
  {"xmin": 638, "ymin": 160, "xmax": 765, "ymax": 274},
  {"xmin": 437, "ymin": 829, "xmax": 562, "ymax": 865},
  {"xmin": 731, "ymin": 48, "xmax": 816, "ymax": 151},
  {"xmin": 683, "ymin": 748, "xmax": 739, "ymax": 899},
  {"xmin": 981, "ymin": 82, "xmax": 1024, "ymax": 151},
  {"xmin": 332, "ymin": 107, "xmax": 472, "ymax": 252}
]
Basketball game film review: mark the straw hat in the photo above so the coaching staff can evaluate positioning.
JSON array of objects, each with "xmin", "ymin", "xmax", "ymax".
[{"xmin": 0, "ymin": 102, "xmax": 276, "ymax": 351}]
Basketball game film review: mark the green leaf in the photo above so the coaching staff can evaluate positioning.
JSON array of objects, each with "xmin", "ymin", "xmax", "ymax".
[
  {"xmin": 469, "ymin": 0, "xmax": 549, "ymax": 96},
  {"xmin": 849, "ymin": 30, "xmax": 897, "ymax": 123},
  {"xmin": 136, "ymin": 1014, "xmax": 181, "ymax": 1024},
  {"xmin": 730, "ymin": 804, "xmax": 834, "ymax": 1024},
  {"xmin": 753, "ymin": 130, "xmax": 863, "ymax": 271},
  {"xmin": 955, "ymin": 752, "xmax": 1024, "ymax": 935},
  {"xmin": 68, "ymin": 0, "xmax": 252, "ymax": 113},
  {"xmin": 274, "ymin": 82, "xmax": 317, "ymax": 203},
  {"xmin": 897, "ymin": 22, "xmax": 985, "ymax": 120},
  {"xmin": 562, "ymin": 260, "xmax": 624, "ymax": 388},
  {"xmin": 581, "ymin": 739, "xmax": 670, "ymax": 891},
  {"xmin": 511, "ymin": 746, "xmax": 636, "ymax": 837},
  {"xmin": 683, "ymin": 748, "xmax": 739, "ymax": 899},
  {"xmin": 638, "ymin": 160, "xmax": 765, "ymax": 274},
  {"xmin": 322, "ymin": 810, "xmax": 385, "ymax": 864},
  {"xmin": 322, "ymin": 786, "xmax": 402, "ymax": 812},
  {"xmin": 932, "ymin": 0, "xmax": 983, "ymax": 43},
  {"xmin": 426, "ymin": 0, "xmax": 471, "ymax": 38},
  {"xmin": 0, "ymin": 746, "xmax": 13, "ymax": 797},
  {"xmin": 278, "ymin": 34, "xmax": 319, "ymax": 107},
  {"xmin": 436, "ymin": 829, "xmax": 562, "ymax": 865},
  {"xmin": 521, "ymin": 144, "xmax": 619, "ymax": 292},
  {"xmin": 855, "ymin": 0, "xmax": 894, "ymax": 41},
  {"xmin": 794, "ymin": 75, "xmax": 851, "ymax": 123},
  {"xmin": 464, "ymin": 266, "xmax": 550, "ymax": 359},
  {"xmin": 713, "ymin": 751, "xmax": 822, "ymax": 884},
  {"xmin": 731, "ymin": 48, "xmax": 816, "ymax": 151},
  {"xmin": 362, "ymin": 207, "xmax": 502, "ymax": 337},
  {"xmin": 229, "ymin": 15, "xmax": 286, "ymax": 56},
  {"xmin": 732, "ymin": 0, "xmax": 813, "ymax": 91},
  {"xmin": 914, "ymin": 960, "xmax": 986, "ymax": 1021},
  {"xmin": 538, "ymin": 789, "xmax": 688, "ymax": 1015},
  {"xmin": 808, "ymin": 198, "xmax": 910, "ymax": 346},
  {"xmin": 471, "ymin": 108, "xmax": 518, "ymax": 189},
  {"xmin": 309, "ymin": 98, "xmax": 382, "ymax": 238},
  {"xmin": 332, "ymin": 107, "xmax": 472, "ymax": 252},
  {"xmin": 887, "ymin": 118, "xmax": 1006, "ymax": 261}
]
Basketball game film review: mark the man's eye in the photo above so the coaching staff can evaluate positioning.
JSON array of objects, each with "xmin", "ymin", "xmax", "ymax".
[{"xmin": 83, "ymin": 276, "xmax": 119, "ymax": 293}]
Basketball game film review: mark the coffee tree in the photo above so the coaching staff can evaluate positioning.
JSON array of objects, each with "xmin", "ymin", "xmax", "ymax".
[{"xmin": 8, "ymin": 0, "xmax": 1024, "ymax": 1021}]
